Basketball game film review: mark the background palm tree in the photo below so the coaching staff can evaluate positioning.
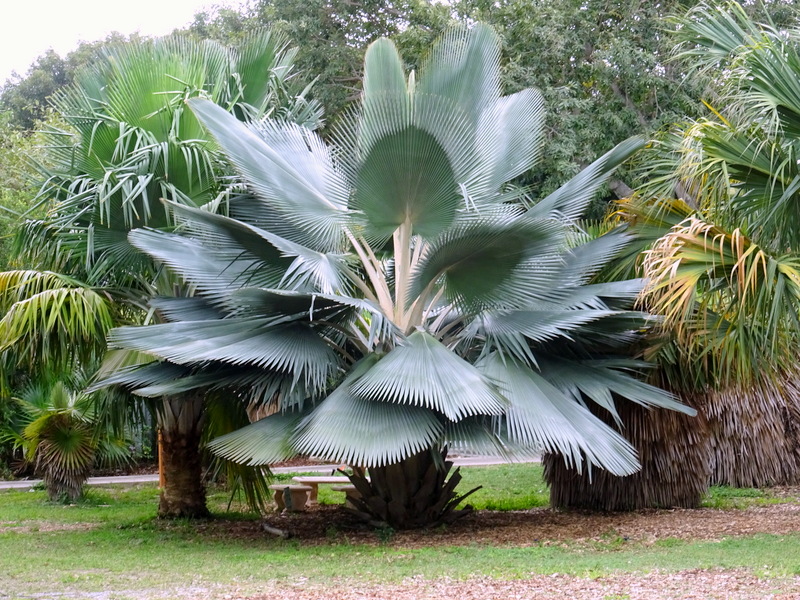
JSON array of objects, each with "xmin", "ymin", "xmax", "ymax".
[
  {"xmin": 545, "ymin": 0, "xmax": 800, "ymax": 510},
  {"xmin": 7, "ymin": 30, "xmax": 322, "ymax": 517},
  {"xmin": 103, "ymin": 24, "xmax": 691, "ymax": 529},
  {"xmin": 0, "ymin": 372, "xmax": 130, "ymax": 502}
]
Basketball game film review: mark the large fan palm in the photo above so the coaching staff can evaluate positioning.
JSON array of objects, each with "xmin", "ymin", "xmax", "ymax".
[
  {"xmin": 105, "ymin": 25, "xmax": 691, "ymax": 528},
  {"xmin": 10, "ymin": 31, "xmax": 322, "ymax": 518}
]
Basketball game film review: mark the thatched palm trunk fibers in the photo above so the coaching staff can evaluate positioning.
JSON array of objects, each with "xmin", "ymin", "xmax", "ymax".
[
  {"xmin": 544, "ymin": 400, "xmax": 711, "ymax": 510},
  {"xmin": 702, "ymin": 380, "xmax": 800, "ymax": 487},
  {"xmin": 347, "ymin": 448, "xmax": 480, "ymax": 529},
  {"xmin": 157, "ymin": 394, "xmax": 210, "ymax": 519},
  {"xmin": 546, "ymin": 379, "xmax": 800, "ymax": 511}
]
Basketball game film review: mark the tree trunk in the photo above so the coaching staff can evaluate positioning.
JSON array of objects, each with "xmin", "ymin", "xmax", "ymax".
[
  {"xmin": 544, "ymin": 400, "xmax": 711, "ymax": 511},
  {"xmin": 701, "ymin": 381, "xmax": 800, "ymax": 487},
  {"xmin": 347, "ymin": 447, "xmax": 480, "ymax": 530},
  {"xmin": 157, "ymin": 393, "xmax": 209, "ymax": 519},
  {"xmin": 546, "ymin": 379, "xmax": 800, "ymax": 511}
]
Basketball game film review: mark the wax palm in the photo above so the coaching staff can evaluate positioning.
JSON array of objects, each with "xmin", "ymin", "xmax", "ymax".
[
  {"xmin": 105, "ymin": 24, "xmax": 690, "ymax": 528},
  {"xmin": 8, "ymin": 31, "xmax": 322, "ymax": 517}
]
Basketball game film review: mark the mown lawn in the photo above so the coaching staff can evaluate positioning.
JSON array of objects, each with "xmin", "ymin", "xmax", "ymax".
[{"xmin": 1, "ymin": 464, "xmax": 798, "ymax": 600}]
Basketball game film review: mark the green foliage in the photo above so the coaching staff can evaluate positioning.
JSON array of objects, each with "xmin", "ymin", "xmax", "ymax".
[
  {"xmin": 1, "ymin": 31, "xmax": 323, "ymax": 512},
  {"xmin": 188, "ymin": 0, "xmax": 452, "ymax": 127},
  {"xmin": 0, "ymin": 112, "xmax": 47, "ymax": 269},
  {"xmin": 184, "ymin": 0, "xmax": 798, "ymax": 203},
  {"xmin": 0, "ymin": 34, "xmax": 143, "ymax": 130},
  {"xmin": 626, "ymin": 1, "xmax": 800, "ymax": 390}
]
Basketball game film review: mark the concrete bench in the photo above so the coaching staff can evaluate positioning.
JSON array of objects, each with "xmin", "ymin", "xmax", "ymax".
[
  {"xmin": 268, "ymin": 484, "xmax": 313, "ymax": 512},
  {"xmin": 291, "ymin": 476, "xmax": 353, "ymax": 505}
]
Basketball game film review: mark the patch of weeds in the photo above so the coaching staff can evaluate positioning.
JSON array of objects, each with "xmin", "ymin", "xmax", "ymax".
[
  {"xmin": 702, "ymin": 486, "xmax": 767, "ymax": 509},
  {"xmin": 375, "ymin": 525, "xmax": 396, "ymax": 544},
  {"xmin": 653, "ymin": 538, "xmax": 684, "ymax": 548},
  {"xmin": 588, "ymin": 529, "xmax": 630, "ymax": 552}
]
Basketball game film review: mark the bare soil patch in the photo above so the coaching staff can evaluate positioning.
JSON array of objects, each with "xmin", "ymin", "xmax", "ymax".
[{"xmin": 0, "ymin": 520, "xmax": 98, "ymax": 533}]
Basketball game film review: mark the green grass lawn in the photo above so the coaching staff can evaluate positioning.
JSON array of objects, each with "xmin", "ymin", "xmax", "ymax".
[{"xmin": 1, "ymin": 464, "xmax": 798, "ymax": 600}]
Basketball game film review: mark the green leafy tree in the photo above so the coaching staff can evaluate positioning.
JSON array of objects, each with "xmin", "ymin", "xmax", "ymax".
[
  {"xmin": 455, "ymin": 0, "xmax": 798, "ymax": 202},
  {"xmin": 188, "ymin": 0, "xmax": 452, "ymax": 127},
  {"xmin": 104, "ymin": 24, "xmax": 690, "ymax": 529}
]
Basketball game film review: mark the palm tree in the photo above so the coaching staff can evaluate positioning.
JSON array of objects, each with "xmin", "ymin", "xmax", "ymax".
[
  {"xmin": 545, "ymin": 1, "xmax": 800, "ymax": 510},
  {"xmin": 11, "ymin": 30, "xmax": 323, "ymax": 518},
  {"xmin": 103, "ymin": 24, "xmax": 691, "ymax": 529},
  {"xmin": 1, "ymin": 373, "xmax": 131, "ymax": 502}
]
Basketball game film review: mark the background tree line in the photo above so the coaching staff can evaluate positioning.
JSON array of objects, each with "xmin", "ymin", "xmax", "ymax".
[{"xmin": 4, "ymin": 1, "xmax": 794, "ymax": 206}]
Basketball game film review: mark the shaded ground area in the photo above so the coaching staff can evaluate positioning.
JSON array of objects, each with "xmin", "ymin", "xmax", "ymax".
[{"xmin": 240, "ymin": 487, "xmax": 800, "ymax": 548}]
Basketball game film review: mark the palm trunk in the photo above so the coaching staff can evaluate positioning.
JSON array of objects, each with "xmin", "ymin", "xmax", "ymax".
[
  {"xmin": 701, "ymin": 382, "xmax": 800, "ymax": 487},
  {"xmin": 545, "ymin": 380, "xmax": 800, "ymax": 511},
  {"xmin": 157, "ymin": 393, "xmax": 209, "ymax": 519},
  {"xmin": 544, "ymin": 400, "xmax": 711, "ymax": 510},
  {"xmin": 347, "ymin": 447, "xmax": 479, "ymax": 529}
]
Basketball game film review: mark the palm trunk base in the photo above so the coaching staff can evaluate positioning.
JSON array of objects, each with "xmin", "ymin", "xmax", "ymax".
[
  {"xmin": 700, "ymin": 382, "xmax": 800, "ymax": 487},
  {"xmin": 545, "ymin": 402, "xmax": 711, "ymax": 511},
  {"xmin": 158, "ymin": 429, "xmax": 209, "ymax": 519},
  {"xmin": 347, "ymin": 448, "xmax": 480, "ymax": 530}
]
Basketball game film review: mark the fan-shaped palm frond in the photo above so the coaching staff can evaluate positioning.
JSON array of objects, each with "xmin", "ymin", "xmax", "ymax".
[{"xmin": 0, "ymin": 270, "xmax": 115, "ymax": 374}]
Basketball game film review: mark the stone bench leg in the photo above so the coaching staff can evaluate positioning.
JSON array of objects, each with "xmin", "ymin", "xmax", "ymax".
[
  {"xmin": 271, "ymin": 487, "xmax": 311, "ymax": 512},
  {"xmin": 273, "ymin": 488, "xmax": 287, "ymax": 511},
  {"xmin": 307, "ymin": 484, "xmax": 319, "ymax": 505}
]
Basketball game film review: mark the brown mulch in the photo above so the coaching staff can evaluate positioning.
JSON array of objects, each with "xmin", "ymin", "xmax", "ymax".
[
  {"xmin": 227, "ymin": 493, "xmax": 800, "ymax": 600},
  {"xmin": 240, "ymin": 571, "xmax": 800, "ymax": 600},
  {"xmin": 218, "ymin": 486, "xmax": 800, "ymax": 548}
]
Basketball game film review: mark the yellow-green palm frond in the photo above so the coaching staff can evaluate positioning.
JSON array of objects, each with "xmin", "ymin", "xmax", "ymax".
[
  {"xmin": 641, "ymin": 216, "xmax": 800, "ymax": 386},
  {"xmin": 0, "ymin": 270, "xmax": 115, "ymax": 370}
]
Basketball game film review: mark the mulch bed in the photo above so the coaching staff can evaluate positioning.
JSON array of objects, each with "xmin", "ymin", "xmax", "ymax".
[
  {"xmin": 184, "ymin": 485, "xmax": 800, "ymax": 549},
  {"xmin": 241, "ymin": 571, "xmax": 800, "ymax": 600},
  {"xmin": 229, "ymin": 490, "xmax": 800, "ymax": 600}
]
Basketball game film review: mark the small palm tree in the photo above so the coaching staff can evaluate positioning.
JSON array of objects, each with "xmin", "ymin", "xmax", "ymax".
[
  {"xmin": 5, "ymin": 376, "xmax": 130, "ymax": 502},
  {"xmin": 105, "ymin": 24, "xmax": 691, "ymax": 529}
]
